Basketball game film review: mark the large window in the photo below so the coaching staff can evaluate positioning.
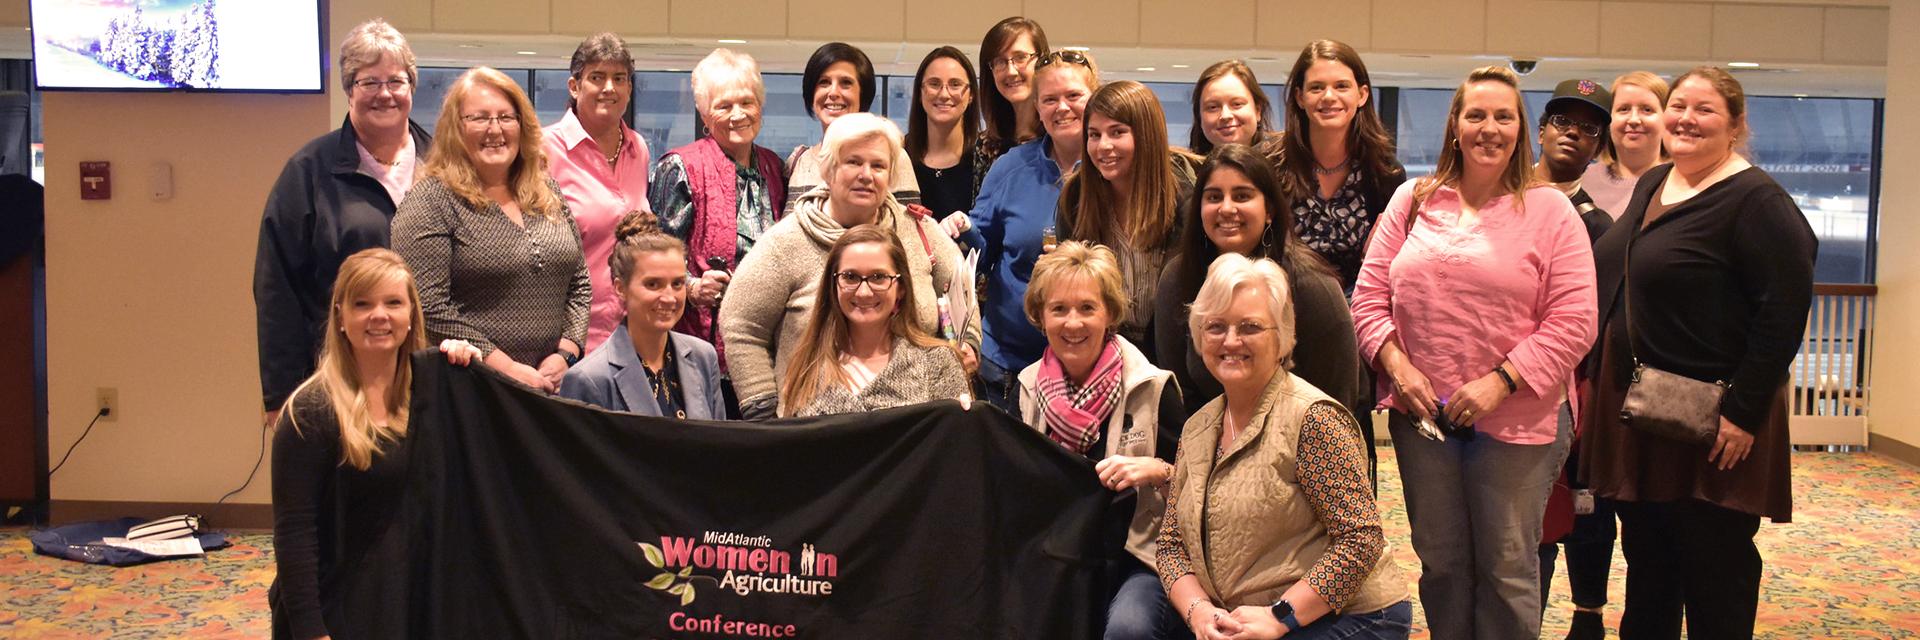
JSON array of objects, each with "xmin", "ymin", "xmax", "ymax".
[
  {"xmin": 402, "ymin": 67, "xmax": 1882, "ymax": 283},
  {"xmin": 1394, "ymin": 88, "xmax": 1879, "ymax": 283}
]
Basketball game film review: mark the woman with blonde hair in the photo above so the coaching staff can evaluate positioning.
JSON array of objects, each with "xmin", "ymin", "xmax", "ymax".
[
  {"xmin": 1015, "ymin": 241, "xmax": 1185, "ymax": 639},
  {"xmin": 1581, "ymin": 71, "xmax": 1671, "ymax": 217},
  {"xmin": 1058, "ymin": 79, "xmax": 1200, "ymax": 354},
  {"xmin": 779, "ymin": 225, "xmax": 969, "ymax": 417},
  {"xmin": 270, "ymin": 248, "xmax": 480, "ymax": 640},
  {"xmin": 953, "ymin": 49, "xmax": 1097, "ymax": 412},
  {"xmin": 1350, "ymin": 65, "xmax": 1597, "ymax": 638},
  {"xmin": 392, "ymin": 66, "xmax": 589, "ymax": 395},
  {"xmin": 256, "ymin": 18, "xmax": 431, "ymax": 427}
]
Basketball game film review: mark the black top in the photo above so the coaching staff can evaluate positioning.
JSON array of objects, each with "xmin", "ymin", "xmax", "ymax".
[
  {"xmin": 255, "ymin": 117, "xmax": 433, "ymax": 409},
  {"xmin": 1152, "ymin": 253, "xmax": 1365, "ymax": 418},
  {"xmin": 913, "ymin": 151, "xmax": 976, "ymax": 220},
  {"xmin": 270, "ymin": 383, "xmax": 411, "ymax": 640},
  {"xmin": 1591, "ymin": 164, "xmax": 1817, "ymax": 431}
]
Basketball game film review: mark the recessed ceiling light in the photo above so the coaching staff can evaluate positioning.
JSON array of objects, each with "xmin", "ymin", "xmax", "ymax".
[
  {"xmin": 1794, "ymin": 93, "xmax": 1809, "ymax": 98},
  {"xmin": 1063, "ymin": 46, "xmax": 1090, "ymax": 52},
  {"xmin": 516, "ymin": 50, "xmax": 538, "ymax": 56},
  {"xmin": 718, "ymin": 39, "xmax": 748, "ymax": 44},
  {"xmin": 1136, "ymin": 66, "xmax": 1156, "ymax": 72},
  {"xmin": 1170, "ymin": 64, "xmax": 1189, "ymax": 69},
  {"xmin": 1728, "ymin": 61, "xmax": 1760, "ymax": 68},
  {"xmin": 667, "ymin": 68, "xmax": 682, "ymax": 72},
  {"xmin": 1248, "ymin": 56, "xmax": 1278, "ymax": 62},
  {"xmin": 458, "ymin": 43, "xmax": 483, "ymax": 49}
]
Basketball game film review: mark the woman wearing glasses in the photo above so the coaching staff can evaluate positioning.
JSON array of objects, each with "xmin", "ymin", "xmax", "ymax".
[
  {"xmin": 953, "ymin": 49, "xmax": 1097, "ymax": 413},
  {"xmin": 972, "ymin": 17, "xmax": 1050, "ymax": 200},
  {"xmin": 781, "ymin": 225, "xmax": 969, "ymax": 417},
  {"xmin": 391, "ymin": 66, "xmax": 591, "ymax": 394},
  {"xmin": 907, "ymin": 46, "xmax": 979, "ymax": 224},
  {"xmin": 1015, "ymin": 241, "xmax": 1185, "ymax": 640},
  {"xmin": 721, "ymin": 114, "xmax": 976, "ymax": 420},
  {"xmin": 541, "ymin": 33, "xmax": 651, "ymax": 354},
  {"xmin": 1349, "ymin": 66, "xmax": 1597, "ymax": 639},
  {"xmin": 783, "ymin": 43, "xmax": 920, "ymax": 215},
  {"xmin": 256, "ymin": 19, "xmax": 431, "ymax": 428},
  {"xmin": 1158, "ymin": 253, "xmax": 1411, "ymax": 640}
]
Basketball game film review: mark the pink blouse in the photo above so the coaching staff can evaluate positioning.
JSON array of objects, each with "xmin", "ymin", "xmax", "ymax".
[
  {"xmin": 543, "ymin": 110, "xmax": 652, "ymax": 352},
  {"xmin": 1350, "ymin": 181, "xmax": 1598, "ymax": 445}
]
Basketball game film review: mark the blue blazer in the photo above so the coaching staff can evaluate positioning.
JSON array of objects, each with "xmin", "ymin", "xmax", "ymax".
[{"xmin": 559, "ymin": 326, "xmax": 726, "ymax": 420}]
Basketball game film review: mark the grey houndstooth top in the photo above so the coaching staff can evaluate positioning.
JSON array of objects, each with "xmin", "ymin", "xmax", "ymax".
[{"xmin": 391, "ymin": 175, "xmax": 591, "ymax": 366}]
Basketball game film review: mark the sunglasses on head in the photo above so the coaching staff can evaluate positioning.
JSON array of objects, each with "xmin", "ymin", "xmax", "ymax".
[{"xmin": 1035, "ymin": 50, "xmax": 1090, "ymax": 69}]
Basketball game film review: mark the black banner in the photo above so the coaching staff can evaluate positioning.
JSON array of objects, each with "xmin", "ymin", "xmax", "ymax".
[{"xmin": 404, "ymin": 353, "xmax": 1108, "ymax": 639}]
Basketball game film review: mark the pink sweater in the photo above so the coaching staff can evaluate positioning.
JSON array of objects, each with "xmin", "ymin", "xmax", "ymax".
[{"xmin": 1351, "ymin": 181, "xmax": 1598, "ymax": 445}]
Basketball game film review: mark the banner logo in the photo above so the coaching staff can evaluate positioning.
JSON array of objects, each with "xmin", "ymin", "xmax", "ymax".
[{"xmin": 638, "ymin": 530, "xmax": 838, "ymax": 605}]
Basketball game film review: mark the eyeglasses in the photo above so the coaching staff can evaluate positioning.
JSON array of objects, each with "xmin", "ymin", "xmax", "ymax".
[
  {"xmin": 1200, "ymin": 319, "xmax": 1275, "ymax": 342},
  {"xmin": 989, "ymin": 51, "xmax": 1036, "ymax": 71},
  {"xmin": 922, "ymin": 79, "xmax": 970, "ymax": 96},
  {"xmin": 1544, "ymin": 113, "xmax": 1604, "ymax": 138},
  {"xmin": 461, "ymin": 114, "xmax": 521, "ymax": 130},
  {"xmin": 836, "ymin": 271, "xmax": 901, "ymax": 291},
  {"xmin": 1035, "ymin": 51, "xmax": 1090, "ymax": 70},
  {"xmin": 353, "ymin": 77, "xmax": 411, "ymax": 94}
]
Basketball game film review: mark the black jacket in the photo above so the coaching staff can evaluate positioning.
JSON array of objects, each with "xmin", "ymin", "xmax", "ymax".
[{"xmin": 253, "ymin": 117, "xmax": 431, "ymax": 409}]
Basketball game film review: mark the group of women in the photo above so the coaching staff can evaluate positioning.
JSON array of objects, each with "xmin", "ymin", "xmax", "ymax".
[{"xmin": 255, "ymin": 14, "xmax": 1817, "ymax": 640}]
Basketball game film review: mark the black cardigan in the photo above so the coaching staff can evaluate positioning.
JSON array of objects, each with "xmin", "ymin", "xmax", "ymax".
[
  {"xmin": 1591, "ymin": 164, "xmax": 1817, "ymax": 431},
  {"xmin": 254, "ymin": 117, "xmax": 432, "ymax": 409},
  {"xmin": 269, "ymin": 384, "xmax": 411, "ymax": 640}
]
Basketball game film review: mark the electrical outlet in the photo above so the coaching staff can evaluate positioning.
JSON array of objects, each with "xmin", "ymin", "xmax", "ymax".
[{"xmin": 96, "ymin": 387, "xmax": 117, "ymax": 421}]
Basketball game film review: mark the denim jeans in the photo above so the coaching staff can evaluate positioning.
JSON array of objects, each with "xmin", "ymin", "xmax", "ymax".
[
  {"xmin": 973, "ymin": 356, "xmax": 1021, "ymax": 415},
  {"xmin": 1389, "ymin": 411, "xmax": 1570, "ymax": 640},
  {"xmin": 1102, "ymin": 558, "xmax": 1183, "ymax": 640},
  {"xmin": 1288, "ymin": 600, "xmax": 1414, "ymax": 640}
]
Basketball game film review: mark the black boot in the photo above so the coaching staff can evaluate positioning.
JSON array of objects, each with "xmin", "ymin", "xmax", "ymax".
[{"xmin": 1565, "ymin": 609, "xmax": 1604, "ymax": 640}]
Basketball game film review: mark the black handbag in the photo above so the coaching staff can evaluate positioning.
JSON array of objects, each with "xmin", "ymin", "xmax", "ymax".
[{"xmin": 1617, "ymin": 221, "xmax": 1725, "ymax": 444}]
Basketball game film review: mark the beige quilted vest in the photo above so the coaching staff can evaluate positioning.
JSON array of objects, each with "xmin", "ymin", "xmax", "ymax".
[{"xmin": 1172, "ymin": 372, "xmax": 1407, "ymax": 613}]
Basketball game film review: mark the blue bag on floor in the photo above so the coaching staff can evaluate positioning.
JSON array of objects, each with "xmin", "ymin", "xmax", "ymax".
[{"xmin": 28, "ymin": 517, "xmax": 230, "ymax": 567}]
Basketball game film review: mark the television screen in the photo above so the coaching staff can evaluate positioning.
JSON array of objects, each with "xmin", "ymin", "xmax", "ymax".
[{"xmin": 30, "ymin": 0, "xmax": 323, "ymax": 92}]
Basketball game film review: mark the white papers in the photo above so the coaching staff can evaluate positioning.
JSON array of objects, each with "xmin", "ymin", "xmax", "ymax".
[
  {"xmin": 946, "ymin": 248, "xmax": 980, "ymax": 344},
  {"xmin": 100, "ymin": 536, "xmax": 204, "ymax": 557}
]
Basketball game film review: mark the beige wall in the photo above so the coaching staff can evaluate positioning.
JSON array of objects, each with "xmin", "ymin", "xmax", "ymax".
[
  {"xmin": 24, "ymin": 0, "xmax": 1904, "ymax": 508},
  {"xmin": 41, "ymin": 92, "xmax": 330, "ymax": 506},
  {"xmin": 1869, "ymin": 3, "xmax": 1917, "ymax": 450}
]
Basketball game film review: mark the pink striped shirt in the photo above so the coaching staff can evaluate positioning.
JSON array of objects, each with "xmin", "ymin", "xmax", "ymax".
[
  {"xmin": 543, "ymin": 110, "xmax": 652, "ymax": 353},
  {"xmin": 1351, "ymin": 181, "xmax": 1598, "ymax": 445}
]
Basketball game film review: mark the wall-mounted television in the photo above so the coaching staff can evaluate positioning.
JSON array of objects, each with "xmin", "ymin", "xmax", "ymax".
[{"xmin": 30, "ymin": 0, "xmax": 324, "ymax": 92}]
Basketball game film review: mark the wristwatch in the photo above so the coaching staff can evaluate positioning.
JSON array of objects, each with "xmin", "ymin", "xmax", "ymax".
[
  {"xmin": 559, "ymin": 349, "xmax": 581, "ymax": 367},
  {"xmin": 1270, "ymin": 598, "xmax": 1299, "ymax": 633}
]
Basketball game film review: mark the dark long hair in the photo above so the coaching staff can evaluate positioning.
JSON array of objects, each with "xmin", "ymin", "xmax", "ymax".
[
  {"xmin": 1176, "ymin": 144, "xmax": 1332, "ymax": 289},
  {"xmin": 800, "ymin": 42, "xmax": 876, "ymax": 118},
  {"xmin": 977, "ymin": 17, "xmax": 1049, "ymax": 150},
  {"xmin": 1275, "ymin": 40, "xmax": 1399, "ymax": 204},
  {"xmin": 904, "ymin": 46, "xmax": 980, "ymax": 161},
  {"xmin": 1188, "ymin": 59, "xmax": 1275, "ymax": 154}
]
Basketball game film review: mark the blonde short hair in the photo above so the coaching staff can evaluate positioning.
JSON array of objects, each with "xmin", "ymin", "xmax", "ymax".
[
  {"xmin": 338, "ymin": 19, "xmax": 417, "ymax": 95},
  {"xmin": 1024, "ymin": 241, "xmax": 1129, "ymax": 327},
  {"xmin": 814, "ymin": 113, "xmax": 905, "ymax": 184},
  {"xmin": 691, "ymin": 48, "xmax": 765, "ymax": 112},
  {"xmin": 1186, "ymin": 252, "xmax": 1296, "ymax": 365}
]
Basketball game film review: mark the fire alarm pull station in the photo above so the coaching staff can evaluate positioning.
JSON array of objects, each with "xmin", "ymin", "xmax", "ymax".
[{"xmin": 81, "ymin": 162, "xmax": 111, "ymax": 200}]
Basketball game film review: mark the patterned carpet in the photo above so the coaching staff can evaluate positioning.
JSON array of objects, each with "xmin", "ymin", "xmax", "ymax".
[{"xmin": 3, "ymin": 450, "xmax": 1918, "ymax": 638}]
